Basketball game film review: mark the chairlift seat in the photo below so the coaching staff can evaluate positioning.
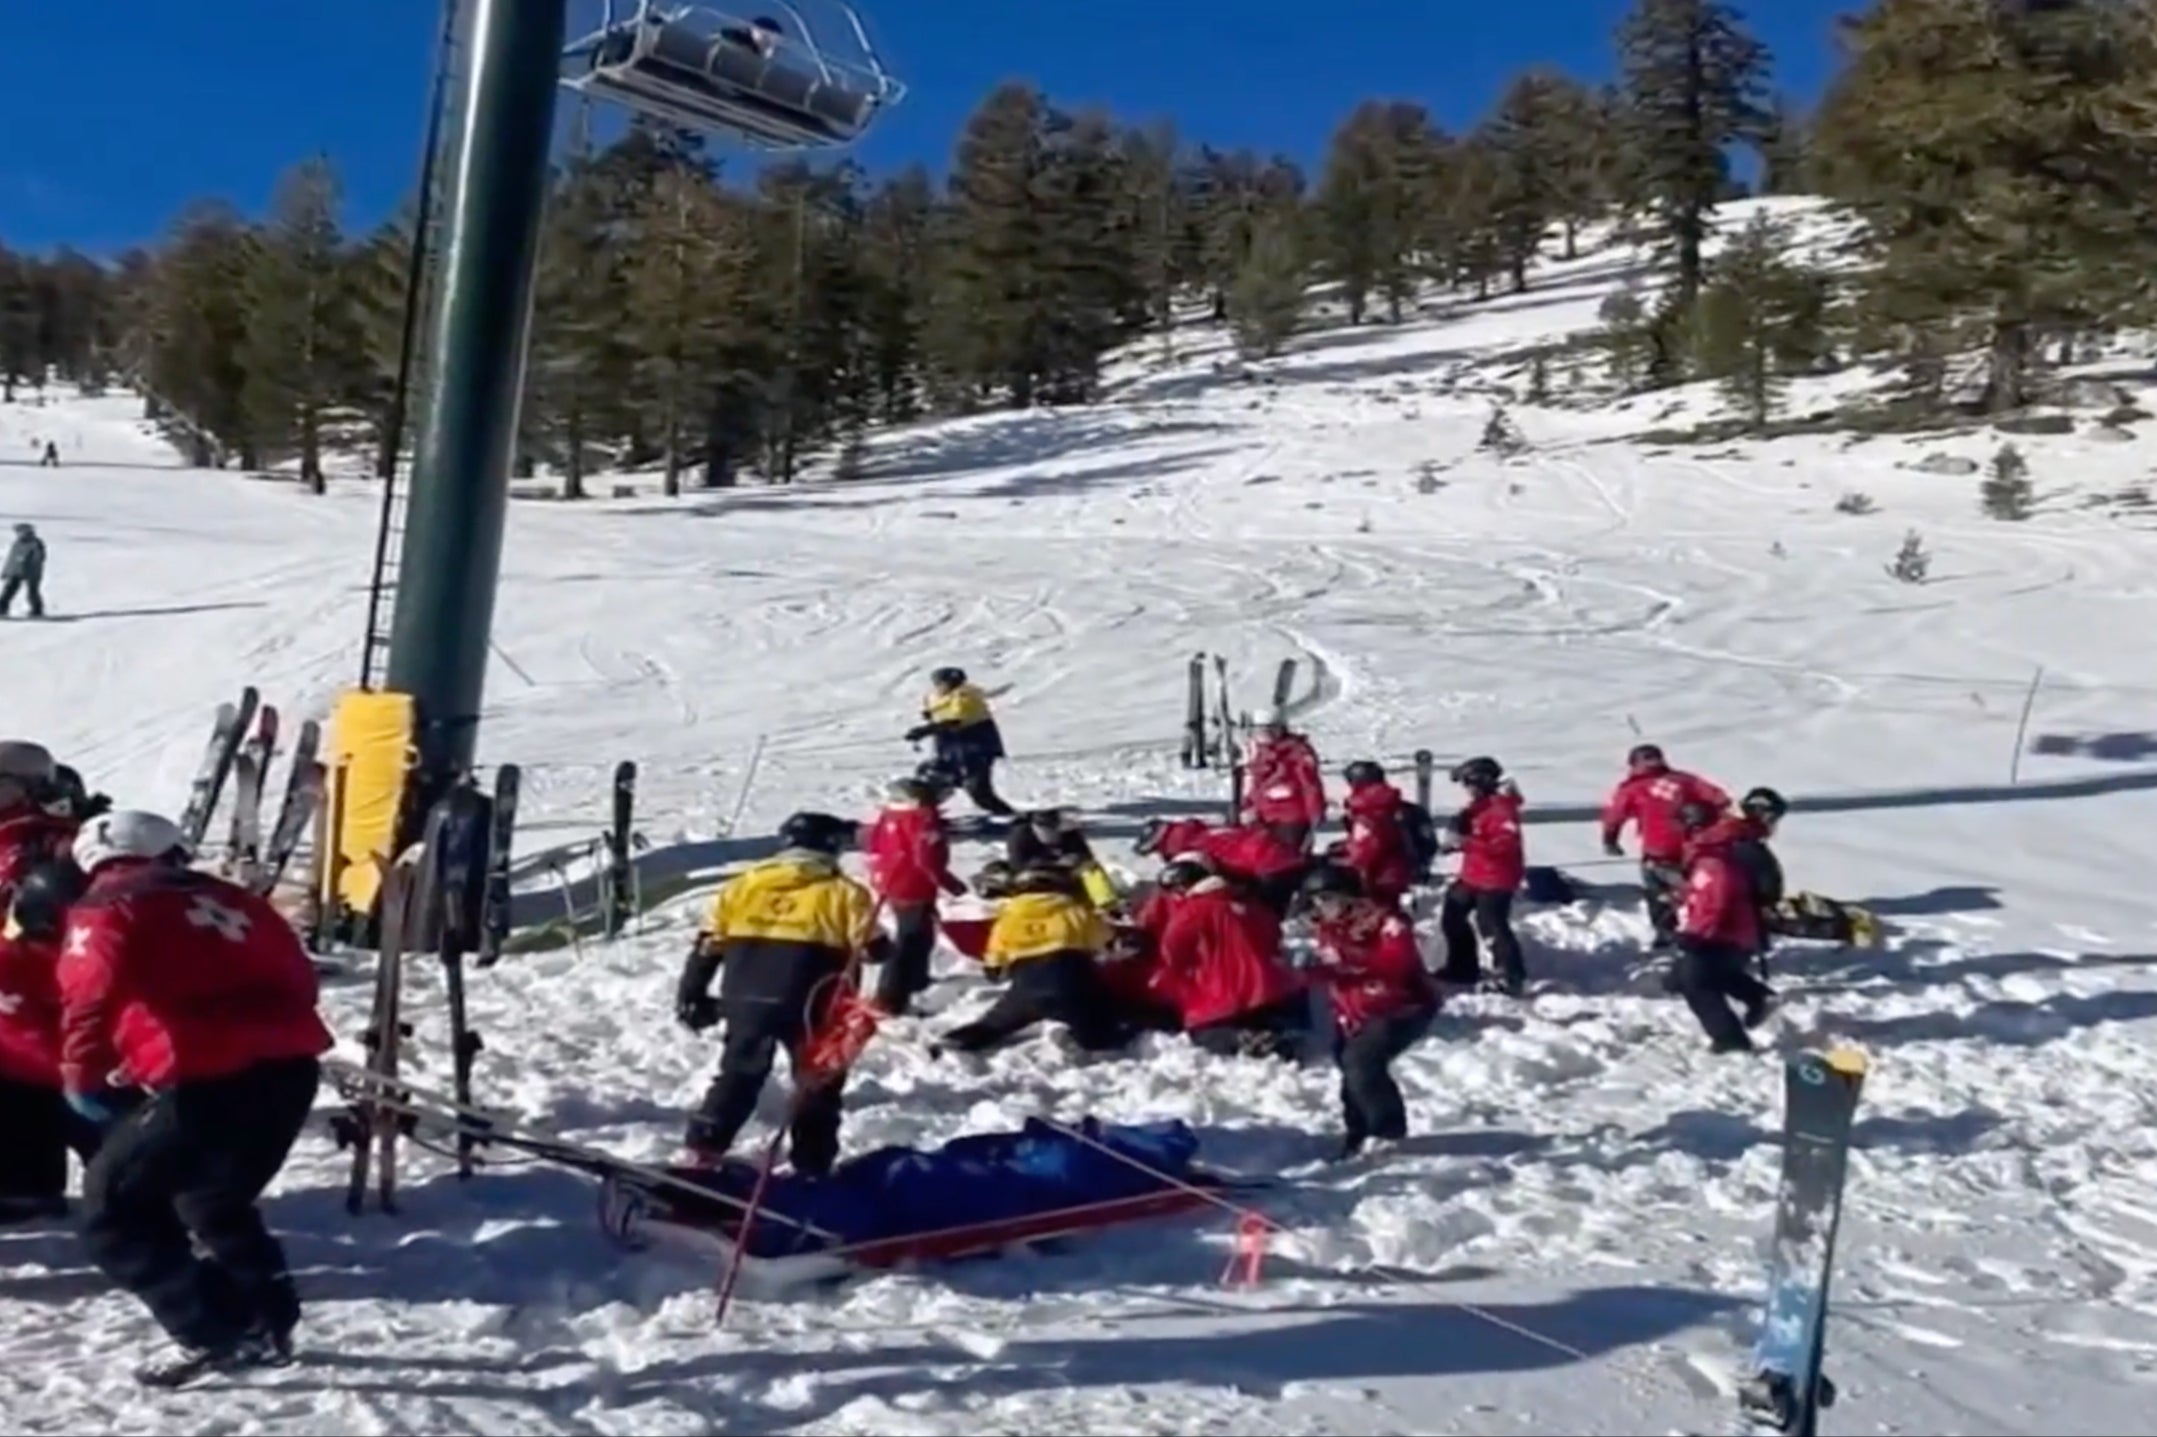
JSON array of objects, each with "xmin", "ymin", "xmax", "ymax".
[{"xmin": 568, "ymin": 7, "xmax": 893, "ymax": 148}]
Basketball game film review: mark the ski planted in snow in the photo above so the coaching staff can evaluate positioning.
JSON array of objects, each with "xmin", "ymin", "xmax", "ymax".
[
  {"xmin": 1181, "ymin": 652, "xmax": 1208, "ymax": 769},
  {"xmin": 1741, "ymin": 1046, "xmax": 1868, "ymax": 1436},
  {"xmin": 252, "ymin": 719, "xmax": 322, "ymax": 897},
  {"xmin": 425, "ymin": 781, "xmax": 494, "ymax": 1178},
  {"xmin": 1414, "ymin": 749, "xmax": 1435, "ymax": 811},
  {"xmin": 340, "ymin": 851, "xmax": 420, "ymax": 1214},
  {"xmin": 224, "ymin": 705, "xmax": 280, "ymax": 885},
  {"xmin": 602, "ymin": 759, "xmax": 637, "ymax": 939},
  {"xmin": 475, "ymin": 763, "xmax": 520, "ymax": 970},
  {"xmin": 1211, "ymin": 654, "xmax": 1237, "ymax": 767},
  {"xmin": 1270, "ymin": 659, "xmax": 1297, "ymax": 719},
  {"xmin": 176, "ymin": 686, "xmax": 258, "ymax": 852}
]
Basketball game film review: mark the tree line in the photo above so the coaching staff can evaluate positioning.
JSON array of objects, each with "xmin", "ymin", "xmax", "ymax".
[{"xmin": 2, "ymin": 0, "xmax": 2153, "ymax": 489}]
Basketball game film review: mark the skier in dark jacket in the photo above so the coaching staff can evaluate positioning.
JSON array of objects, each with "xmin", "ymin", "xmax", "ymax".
[
  {"xmin": 1, "ymin": 524, "xmax": 46, "ymax": 619},
  {"xmin": 905, "ymin": 667, "xmax": 1013, "ymax": 817},
  {"xmin": 1004, "ymin": 808, "xmax": 1093, "ymax": 872},
  {"xmin": 675, "ymin": 812, "xmax": 887, "ymax": 1176}
]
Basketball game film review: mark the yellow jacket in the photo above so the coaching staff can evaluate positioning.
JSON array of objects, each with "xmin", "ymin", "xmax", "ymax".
[
  {"xmin": 983, "ymin": 889, "xmax": 1110, "ymax": 974},
  {"xmin": 924, "ymin": 682, "xmax": 993, "ymax": 728},
  {"xmin": 704, "ymin": 853, "xmax": 877, "ymax": 954}
]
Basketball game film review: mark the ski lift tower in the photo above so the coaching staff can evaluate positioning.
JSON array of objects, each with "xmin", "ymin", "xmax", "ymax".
[{"xmin": 378, "ymin": 0, "xmax": 904, "ymax": 807}]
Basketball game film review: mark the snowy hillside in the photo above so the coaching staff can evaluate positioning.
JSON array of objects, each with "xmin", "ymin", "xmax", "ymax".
[{"xmin": 4, "ymin": 198, "xmax": 2157, "ymax": 1434}]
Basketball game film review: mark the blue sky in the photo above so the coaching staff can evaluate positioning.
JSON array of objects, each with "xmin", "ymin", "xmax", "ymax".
[{"xmin": 0, "ymin": 0, "xmax": 1851, "ymax": 255}]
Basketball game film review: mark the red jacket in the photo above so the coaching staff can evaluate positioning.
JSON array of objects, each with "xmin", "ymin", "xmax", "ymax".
[
  {"xmin": 0, "ymin": 932, "xmax": 62, "ymax": 1087},
  {"xmin": 1343, "ymin": 780, "xmax": 1415, "ymax": 902},
  {"xmin": 863, "ymin": 802, "xmax": 956, "ymax": 905},
  {"xmin": 1154, "ymin": 819, "xmax": 1306, "ymax": 884},
  {"xmin": 1602, "ymin": 769, "xmax": 1729, "ymax": 864},
  {"xmin": 1241, "ymin": 734, "xmax": 1325, "ymax": 828},
  {"xmin": 1313, "ymin": 900, "xmax": 1435, "ymax": 1032},
  {"xmin": 58, "ymin": 862, "xmax": 332, "ymax": 1091},
  {"xmin": 1156, "ymin": 878, "xmax": 1303, "ymax": 1029},
  {"xmin": 1454, "ymin": 787, "xmax": 1525, "ymax": 892},
  {"xmin": 1102, "ymin": 889, "xmax": 1187, "ymax": 1013},
  {"xmin": 0, "ymin": 805, "xmax": 77, "ymax": 898},
  {"xmin": 1678, "ymin": 841, "xmax": 1763, "ymax": 953}
]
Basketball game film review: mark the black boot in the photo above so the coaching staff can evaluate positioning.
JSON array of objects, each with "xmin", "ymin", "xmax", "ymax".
[{"xmin": 135, "ymin": 1329, "xmax": 285, "ymax": 1389}]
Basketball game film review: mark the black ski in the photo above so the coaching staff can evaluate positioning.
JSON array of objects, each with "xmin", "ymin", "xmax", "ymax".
[
  {"xmin": 1270, "ymin": 659, "xmax": 1298, "ymax": 717},
  {"xmin": 253, "ymin": 718, "xmax": 322, "ymax": 897},
  {"xmin": 1211, "ymin": 654, "xmax": 1237, "ymax": 767},
  {"xmin": 1414, "ymin": 748, "xmax": 1435, "ymax": 811},
  {"xmin": 1181, "ymin": 653, "xmax": 1208, "ymax": 770},
  {"xmin": 425, "ymin": 782, "xmax": 493, "ymax": 1178},
  {"xmin": 225, "ymin": 705, "xmax": 280, "ymax": 887},
  {"xmin": 602, "ymin": 759, "xmax": 637, "ymax": 939},
  {"xmin": 475, "ymin": 763, "xmax": 520, "ymax": 970},
  {"xmin": 177, "ymin": 687, "xmax": 258, "ymax": 851},
  {"xmin": 1742, "ymin": 1047, "xmax": 1868, "ymax": 1436}
]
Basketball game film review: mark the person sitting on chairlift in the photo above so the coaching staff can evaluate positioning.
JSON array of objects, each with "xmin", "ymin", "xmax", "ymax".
[{"xmin": 720, "ymin": 15, "xmax": 785, "ymax": 57}]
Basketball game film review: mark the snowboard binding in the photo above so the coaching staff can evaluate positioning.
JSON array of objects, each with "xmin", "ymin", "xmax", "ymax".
[{"xmin": 1739, "ymin": 1369, "xmax": 1837, "ymax": 1432}]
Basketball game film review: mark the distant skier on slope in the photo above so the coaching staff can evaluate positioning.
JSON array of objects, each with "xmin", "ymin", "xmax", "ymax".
[
  {"xmin": 1, "ymin": 523, "xmax": 47, "ymax": 619},
  {"xmin": 1239, "ymin": 718, "xmax": 1325, "ymax": 852},
  {"xmin": 674, "ymin": 812, "xmax": 885, "ymax": 1176},
  {"xmin": 862, "ymin": 775, "xmax": 967, "ymax": 1015},
  {"xmin": 1298, "ymin": 863, "xmax": 1438, "ymax": 1160},
  {"xmin": 1435, "ymin": 756, "xmax": 1527, "ymax": 995},
  {"xmin": 1671, "ymin": 800, "xmax": 1778, "ymax": 1052},
  {"xmin": 59, "ymin": 811, "xmax": 332, "ymax": 1388},
  {"xmin": 1601, "ymin": 744, "xmax": 1730, "ymax": 950},
  {"xmin": 904, "ymin": 667, "xmax": 1015, "ymax": 817}
]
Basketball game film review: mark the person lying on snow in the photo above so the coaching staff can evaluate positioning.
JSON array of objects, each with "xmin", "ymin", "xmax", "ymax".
[
  {"xmin": 1435, "ymin": 756, "xmax": 1528, "ymax": 996},
  {"xmin": 1239, "ymin": 717, "xmax": 1325, "ymax": 853},
  {"xmin": 1297, "ymin": 863, "xmax": 1439, "ymax": 1160},
  {"xmin": 1004, "ymin": 809, "xmax": 1122, "ymax": 911},
  {"xmin": 1333, "ymin": 760, "xmax": 1422, "ymax": 906},
  {"xmin": 1152, "ymin": 854, "xmax": 1308, "ymax": 1058},
  {"xmin": 863, "ymin": 774, "xmax": 968, "ymax": 1015},
  {"xmin": 904, "ymin": 666, "xmax": 1014, "ymax": 817},
  {"xmin": 0, "ymin": 857, "xmax": 114, "ymax": 1223},
  {"xmin": 676, "ymin": 811, "xmax": 886, "ymax": 1177},
  {"xmin": 1671, "ymin": 800, "xmax": 1778, "ymax": 1053},
  {"xmin": 1137, "ymin": 815, "xmax": 1309, "ymax": 917},
  {"xmin": 936, "ymin": 867, "xmax": 1128, "ymax": 1053},
  {"xmin": 1600, "ymin": 743, "xmax": 1730, "ymax": 952}
]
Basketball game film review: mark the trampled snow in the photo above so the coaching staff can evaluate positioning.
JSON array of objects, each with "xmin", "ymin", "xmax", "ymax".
[{"xmin": 2, "ymin": 199, "xmax": 2155, "ymax": 1434}]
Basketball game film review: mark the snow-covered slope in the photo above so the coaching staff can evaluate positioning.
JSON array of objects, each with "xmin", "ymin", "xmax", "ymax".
[{"xmin": 4, "ymin": 200, "xmax": 2157, "ymax": 1435}]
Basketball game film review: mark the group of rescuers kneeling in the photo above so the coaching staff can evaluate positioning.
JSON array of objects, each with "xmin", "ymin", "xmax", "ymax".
[{"xmin": 673, "ymin": 737, "xmax": 1792, "ymax": 1171}]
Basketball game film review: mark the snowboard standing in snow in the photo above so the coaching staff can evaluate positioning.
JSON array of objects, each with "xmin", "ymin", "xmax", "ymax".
[
  {"xmin": 1181, "ymin": 653, "xmax": 1208, "ymax": 769},
  {"xmin": 1270, "ymin": 658, "xmax": 1297, "ymax": 718},
  {"xmin": 1742, "ymin": 1046, "xmax": 1868, "ymax": 1436},
  {"xmin": 176, "ymin": 686, "xmax": 258, "ymax": 851},
  {"xmin": 602, "ymin": 759, "xmax": 637, "ymax": 938},
  {"xmin": 475, "ymin": 763, "xmax": 520, "ymax": 969}
]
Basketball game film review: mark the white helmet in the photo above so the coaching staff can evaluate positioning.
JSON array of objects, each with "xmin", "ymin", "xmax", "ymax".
[
  {"xmin": 72, "ymin": 810, "xmax": 189, "ymax": 874},
  {"xmin": 0, "ymin": 740, "xmax": 56, "ymax": 785}
]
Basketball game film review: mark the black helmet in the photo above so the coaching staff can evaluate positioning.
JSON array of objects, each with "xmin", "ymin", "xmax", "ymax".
[
  {"xmin": 1133, "ymin": 817, "xmax": 1169, "ymax": 856},
  {"xmin": 930, "ymin": 666, "xmax": 966, "ymax": 689},
  {"xmin": 1741, "ymin": 787, "xmax": 1789, "ymax": 824},
  {"xmin": 1343, "ymin": 760, "xmax": 1385, "ymax": 786},
  {"xmin": 777, "ymin": 811, "xmax": 856, "ymax": 855},
  {"xmin": 1450, "ymin": 755, "xmax": 1503, "ymax": 793},
  {"xmin": 1627, "ymin": 743, "xmax": 1666, "ymax": 773},
  {"xmin": 8, "ymin": 857, "xmax": 85, "ymax": 941},
  {"xmin": 1023, "ymin": 807, "xmax": 1066, "ymax": 831},
  {"xmin": 1298, "ymin": 862, "xmax": 1363, "ymax": 906},
  {"xmin": 972, "ymin": 859, "xmax": 1014, "ymax": 897},
  {"xmin": 1010, "ymin": 865, "xmax": 1078, "ymax": 895},
  {"xmin": 1677, "ymin": 799, "xmax": 1721, "ymax": 834},
  {"xmin": 887, "ymin": 775, "xmax": 939, "ymax": 805},
  {"xmin": 1157, "ymin": 855, "xmax": 1213, "ymax": 891}
]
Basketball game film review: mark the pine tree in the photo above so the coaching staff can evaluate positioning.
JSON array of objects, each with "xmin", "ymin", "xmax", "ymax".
[
  {"xmin": 0, "ymin": 249, "xmax": 39, "ymax": 401},
  {"xmin": 1228, "ymin": 204, "xmax": 1306, "ymax": 358},
  {"xmin": 1693, "ymin": 211, "xmax": 1801, "ymax": 427},
  {"xmin": 1317, "ymin": 102, "xmax": 1434, "ymax": 322},
  {"xmin": 1755, "ymin": 92, "xmax": 1811, "ymax": 195},
  {"xmin": 242, "ymin": 155, "xmax": 353, "ymax": 491},
  {"xmin": 1617, "ymin": 0, "xmax": 1773, "ymax": 305},
  {"xmin": 1484, "ymin": 71, "xmax": 1576, "ymax": 289},
  {"xmin": 624, "ymin": 163, "xmax": 752, "ymax": 495},
  {"xmin": 1982, "ymin": 441, "xmax": 2033, "ymax": 520},
  {"xmin": 140, "ymin": 203, "xmax": 260, "ymax": 466}
]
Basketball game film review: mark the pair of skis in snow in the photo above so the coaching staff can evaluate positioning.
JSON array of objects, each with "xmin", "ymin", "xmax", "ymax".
[
  {"xmin": 1181, "ymin": 655, "xmax": 1298, "ymax": 771},
  {"xmin": 174, "ymin": 686, "xmax": 324, "ymax": 897}
]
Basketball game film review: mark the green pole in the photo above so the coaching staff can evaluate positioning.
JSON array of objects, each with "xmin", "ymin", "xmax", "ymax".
[{"xmin": 384, "ymin": 0, "xmax": 565, "ymax": 785}]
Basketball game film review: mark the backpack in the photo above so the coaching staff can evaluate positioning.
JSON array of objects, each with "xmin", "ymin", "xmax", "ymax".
[
  {"xmin": 1397, "ymin": 801, "xmax": 1441, "ymax": 877},
  {"xmin": 1729, "ymin": 837, "xmax": 1784, "ymax": 909}
]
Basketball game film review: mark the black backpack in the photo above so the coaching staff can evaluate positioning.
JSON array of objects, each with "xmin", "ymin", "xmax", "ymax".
[{"xmin": 1398, "ymin": 801, "xmax": 1441, "ymax": 877}]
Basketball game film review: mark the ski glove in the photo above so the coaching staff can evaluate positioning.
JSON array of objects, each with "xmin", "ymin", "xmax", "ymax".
[
  {"xmin": 940, "ymin": 872, "xmax": 968, "ymax": 898},
  {"xmin": 64, "ymin": 1088, "xmax": 122, "ymax": 1128},
  {"xmin": 903, "ymin": 724, "xmax": 934, "ymax": 744},
  {"xmin": 676, "ymin": 995, "xmax": 720, "ymax": 1033},
  {"xmin": 1603, "ymin": 836, "xmax": 1625, "ymax": 858}
]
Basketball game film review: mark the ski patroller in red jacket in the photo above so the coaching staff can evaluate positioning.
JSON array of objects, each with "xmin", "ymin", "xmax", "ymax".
[
  {"xmin": 1602, "ymin": 768, "xmax": 1731, "ymax": 864},
  {"xmin": 1312, "ymin": 899, "xmax": 1436, "ymax": 1033},
  {"xmin": 0, "ymin": 931, "xmax": 63, "ymax": 1087},
  {"xmin": 863, "ymin": 801, "xmax": 958, "ymax": 905},
  {"xmin": 1453, "ymin": 787, "xmax": 1526, "ymax": 892},
  {"xmin": 1100, "ymin": 887, "xmax": 1189, "ymax": 1014},
  {"xmin": 1677, "ymin": 831, "xmax": 1764, "ymax": 954},
  {"xmin": 0, "ymin": 805, "xmax": 77, "ymax": 896},
  {"xmin": 1342, "ymin": 780, "xmax": 1416, "ymax": 903},
  {"xmin": 1155, "ymin": 877, "xmax": 1304, "ymax": 1029},
  {"xmin": 1152, "ymin": 818, "xmax": 1306, "ymax": 886},
  {"xmin": 58, "ymin": 862, "xmax": 332, "ymax": 1092},
  {"xmin": 1241, "ymin": 733, "xmax": 1325, "ymax": 828}
]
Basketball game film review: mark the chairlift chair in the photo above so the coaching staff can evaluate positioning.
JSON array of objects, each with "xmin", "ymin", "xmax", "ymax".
[{"xmin": 562, "ymin": 0, "xmax": 904, "ymax": 149}]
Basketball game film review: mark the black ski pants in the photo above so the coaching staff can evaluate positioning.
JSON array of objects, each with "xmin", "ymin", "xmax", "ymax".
[
  {"xmin": 1439, "ymin": 884, "xmax": 1524, "ymax": 987},
  {"xmin": 0, "ymin": 574, "xmax": 44, "ymax": 618},
  {"xmin": 82, "ymin": 1057, "xmax": 319, "ymax": 1351},
  {"xmin": 1189, "ymin": 996, "xmax": 1308, "ymax": 1060},
  {"xmin": 1336, "ymin": 1006, "xmax": 1434, "ymax": 1145},
  {"xmin": 942, "ymin": 951, "xmax": 1128, "ymax": 1053},
  {"xmin": 1641, "ymin": 860, "xmax": 1684, "ymax": 944},
  {"xmin": 1674, "ymin": 938, "xmax": 1771, "ymax": 1050},
  {"xmin": 690, "ymin": 996, "xmax": 845, "ymax": 1178},
  {"xmin": 0, "ymin": 1076, "xmax": 123, "ymax": 1207},
  {"xmin": 875, "ymin": 902, "xmax": 938, "ymax": 1015},
  {"xmin": 960, "ymin": 761, "xmax": 1015, "ymax": 817}
]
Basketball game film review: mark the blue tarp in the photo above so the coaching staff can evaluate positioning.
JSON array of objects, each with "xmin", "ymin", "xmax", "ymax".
[{"xmin": 656, "ymin": 1117, "xmax": 1212, "ymax": 1259}]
